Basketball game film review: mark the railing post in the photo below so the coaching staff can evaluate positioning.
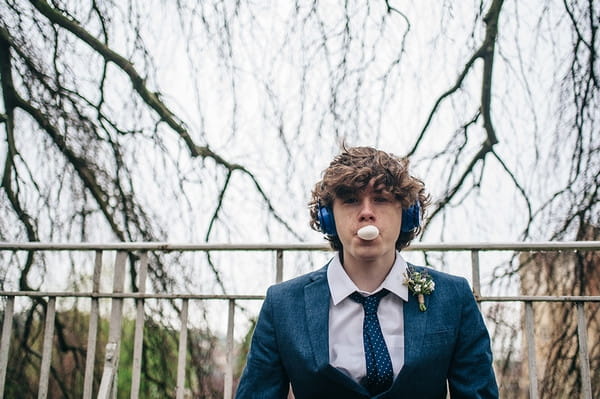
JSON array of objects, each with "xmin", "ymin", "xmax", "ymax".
[
  {"xmin": 175, "ymin": 299, "xmax": 189, "ymax": 399},
  {"xmin": 130, "ymin": 251, "xmax": 148, "ymax": 399},
  {"xmin": 83, "ymin": 250, "xmax": 103, "ymax": 399},
  {"xmin": 224, "ymin": 299, "xmax": 236, "ymax": 399},
  {"xmin": 524, "ymin": 301, "xmax": 538, "ymax": 399},
  {"xmin": 275, "ymin": 250, "xmax": 283, "ymax": 283},
  {"xmin": 38, "ymin": 297, "xmax": 56, "ymax": 399},
  {"xmin": 470, "ymin": 250, "xmax": 481, "ymax": 300},
  {"xmin": 97, "ymin": 251, "xmax": 127, "ymax": 399},
  {"xmin": 0, "ymin": 296, "xmax": 15, "ymax": 396},
  {"xmin": 576, "ymin": 302, "xmax": 593, "ymax": 399}
]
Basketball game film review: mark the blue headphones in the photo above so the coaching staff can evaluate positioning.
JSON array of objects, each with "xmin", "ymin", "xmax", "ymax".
[{"xmin": 317, "ymin": 202, "xmax": 421, "ymax": 237}]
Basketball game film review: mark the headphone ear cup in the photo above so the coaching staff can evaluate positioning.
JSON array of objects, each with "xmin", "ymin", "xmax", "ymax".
[
  {"xmin": 401, "ymin": 202, "xmax": 421, "ymax": 233},
  {"xmin": 317, "ymin": 205, "xmax": 337, "ymax": 237}
]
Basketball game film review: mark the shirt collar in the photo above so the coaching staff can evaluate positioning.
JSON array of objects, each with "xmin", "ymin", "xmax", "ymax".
[{"xmin": 327, "ymin": 251, "xmax": 409, "ymax": 305}]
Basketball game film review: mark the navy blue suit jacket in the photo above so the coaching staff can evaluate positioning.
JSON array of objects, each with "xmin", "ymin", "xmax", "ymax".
[{"xmin": 236, "ymin": 263, "xmax": 498, "ymax": 398}]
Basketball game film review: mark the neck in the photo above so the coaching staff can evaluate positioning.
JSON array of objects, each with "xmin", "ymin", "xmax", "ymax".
[{"xmin": 341, "ymin": 251, "xmax": 396, "ymax": 292}]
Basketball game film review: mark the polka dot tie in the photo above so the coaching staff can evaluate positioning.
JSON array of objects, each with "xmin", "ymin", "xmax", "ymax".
[{"xmin": 349, "ymin": 289, "xmax": 393, "ymax": 396}]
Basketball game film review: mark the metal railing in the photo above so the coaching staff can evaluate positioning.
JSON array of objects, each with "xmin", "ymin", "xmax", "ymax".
[{"xmin": 0, "ymin": 241, "xmax": 599, "ymax": 399}]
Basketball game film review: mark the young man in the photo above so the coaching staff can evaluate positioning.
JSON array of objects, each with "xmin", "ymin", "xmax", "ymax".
[{"xmin": 236, "ymin": 146, "xmax": 498, "ymax": 398}]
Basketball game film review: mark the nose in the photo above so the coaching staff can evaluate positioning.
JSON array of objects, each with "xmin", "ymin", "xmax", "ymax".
[{"xmin": 358, "ymin": 198, "xmax": 375, "ymax": 221}]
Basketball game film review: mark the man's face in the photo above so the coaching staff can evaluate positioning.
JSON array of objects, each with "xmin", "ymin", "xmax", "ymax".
[{"xmin": 332, "ymin": 180, "xmax": 403, "ymax": 267}]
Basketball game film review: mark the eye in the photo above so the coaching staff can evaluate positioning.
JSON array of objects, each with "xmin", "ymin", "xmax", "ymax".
[
  {"xmin": 374, "ymin": 195, "xmax": 392, "ymax": 203},
  {"xmin": 342, "ymin": 197, "xmax": 358, "ymax": 204}
]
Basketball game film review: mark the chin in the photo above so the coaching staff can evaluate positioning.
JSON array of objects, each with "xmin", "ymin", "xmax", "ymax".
[{"xmin": 352, "ymin": 246, "xmax": 384, "ymax": 259}]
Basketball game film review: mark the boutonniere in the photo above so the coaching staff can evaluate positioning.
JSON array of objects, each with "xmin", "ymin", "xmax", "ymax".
[{"xmin": 403, "ymin": 267, "xmax": 435, "ymax": 312}]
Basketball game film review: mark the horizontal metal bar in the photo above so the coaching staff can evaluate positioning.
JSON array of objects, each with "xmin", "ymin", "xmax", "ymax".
[
  {"xmin": 478, "ymin": 296, "xmax": 600, "ymax": 302},
  {"xmin": 0, "ymin": 291, "xmax": 265, "ymax": 300},
  {"xmin": 0, "ymin": 241, "xmax": 599, "ymax": 251},
  {"xmin": 1, "ymin": 291, "xmax": 599, "ymax": 302},
  {"xmin": 0, "ymin": 242, "xmax": 331, "ymax": 251},
  {"xmin": 407, "ymin": 241, "xmax": 600, "ymax": 251}
]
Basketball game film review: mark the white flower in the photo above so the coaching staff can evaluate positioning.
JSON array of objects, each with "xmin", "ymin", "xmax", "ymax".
[{"xmin": 403, "ymin": 267, "xmax": 435, "ymax": 312}]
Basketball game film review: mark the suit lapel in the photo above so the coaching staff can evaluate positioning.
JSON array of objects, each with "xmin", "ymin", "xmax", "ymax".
[
  {"xmin": 391, "ymin": 266, "xmax": 429, "ymax": 393},
  {"xmin": 303, "ymin": 265, "xmax": 370, "ymax": 396},
  {"xmin": 402, "ymin": 291, "xmax": 428, "ymax": 368},
  {"xmin": 303, "ymin": 267, "xmax": 330, "ymax": 368}
]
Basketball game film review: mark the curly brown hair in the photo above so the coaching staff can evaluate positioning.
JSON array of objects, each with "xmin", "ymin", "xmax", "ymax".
[{"xmin": 308, "ymin": 146, "xmax": 429, "ymax": 250}]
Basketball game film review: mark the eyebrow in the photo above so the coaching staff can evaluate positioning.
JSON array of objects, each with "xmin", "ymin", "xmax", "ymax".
[
  {"xmin": 334, "ymin": 186, "xmax": 392, "ymax": 198},
  {"xmin": 372, "ymin": 186, "xmax": 393, "ymax": 195},
  {"xmin": 334, "ymin": 187, "xmax": 355, "ymax": 198}
]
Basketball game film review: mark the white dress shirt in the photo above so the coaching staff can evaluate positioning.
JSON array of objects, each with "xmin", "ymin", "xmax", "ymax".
[{"xmin": 327, "ymin": 252, "xmax": 409, "ymax": 383}]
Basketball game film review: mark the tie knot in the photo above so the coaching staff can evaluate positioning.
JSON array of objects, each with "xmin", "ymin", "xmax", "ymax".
[{"xmin": 349, "ymin": 289, "xmax": 389, "ymax": 315}]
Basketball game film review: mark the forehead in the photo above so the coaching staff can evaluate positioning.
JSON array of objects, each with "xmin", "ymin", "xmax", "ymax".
[{"xmin": 335, "ymin": 179, "xmax": 393, "ymax": 198}]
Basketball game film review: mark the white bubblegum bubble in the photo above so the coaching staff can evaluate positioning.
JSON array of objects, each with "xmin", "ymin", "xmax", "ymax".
[{"xmin": 357, "ymin": 225, "xmax": 379, "ymax": 240}]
